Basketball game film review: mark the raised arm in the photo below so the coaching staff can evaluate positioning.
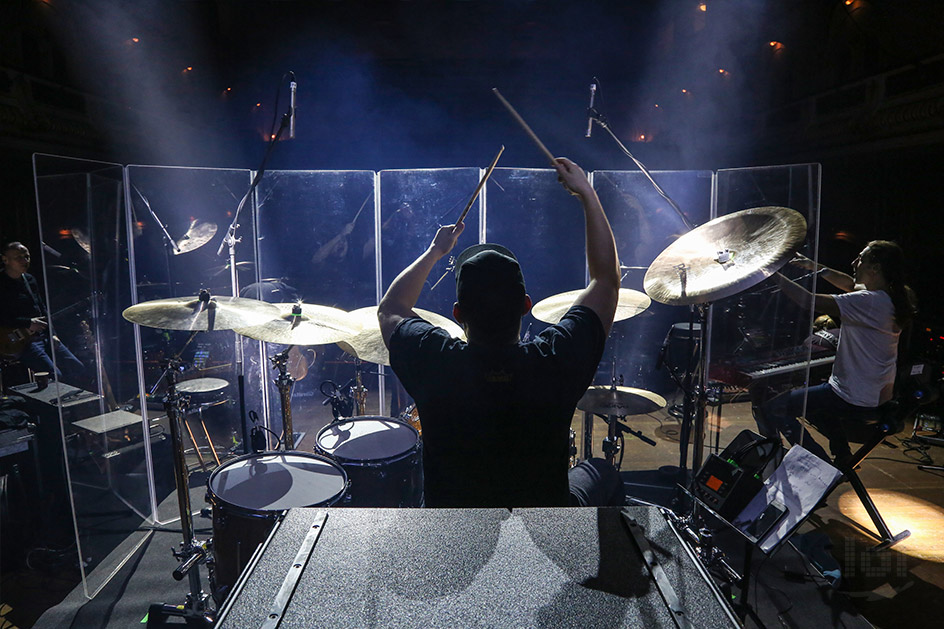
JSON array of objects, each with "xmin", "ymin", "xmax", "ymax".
[
  {"xmin": 378, "ymin": 222, "xmax": 465, "ymax": 347},
  {"xmin": 554, "ymin": 158, "xmax": 620, "ymax": 335},
  {"xmin": 772, "ymin": 272, "xmax": 841, "ymax": 320},
  {"xmin": 790, "ymin": 253, "xmax": 856, "ymax": 292}
]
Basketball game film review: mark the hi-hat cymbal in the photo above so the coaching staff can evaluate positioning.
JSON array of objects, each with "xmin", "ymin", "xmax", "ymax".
[
  {"xmin": 577, "ymin": 385, "xmax": 667, "ymax": 416},
  {"xmin": 531, "ymin": 288, "xmax": 651, "ymax": 324},
  {"xmin": 122, "ymin": 294, "xmax": 279, "ymax": 331},
  {"xmin": 233, "ymin": 303, "xmax": 362, "ymax": 346},
  {"xmin": 643, "ymin": 206, "xmax": 807, "ymax": 306},
  {"xmin": 337, "ymin": 306, "xmax": 465, "ymax": 366},
  {"xmin": 174, "ymin": 220, "xmax": 218, "ymax": 255}
]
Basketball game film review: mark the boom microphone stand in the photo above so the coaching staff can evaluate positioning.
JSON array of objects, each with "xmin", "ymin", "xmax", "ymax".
[{"xmin": 216, "ymin": 74, "xmax": 295, "ymax": 455}]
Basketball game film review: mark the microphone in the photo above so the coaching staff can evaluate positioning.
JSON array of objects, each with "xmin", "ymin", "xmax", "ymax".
[
  {"xmin": 585, "ymin": 79, "xmax": 597, "ymax": 138},
  {"xmin": 289, "ymin": 79, "xmax": 297, "ymax": 139}
]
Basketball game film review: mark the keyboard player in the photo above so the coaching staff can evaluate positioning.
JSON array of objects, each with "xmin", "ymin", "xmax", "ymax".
[{"xmin": 758, "ymin": 242, "xmax": 914, "ymax": 467}]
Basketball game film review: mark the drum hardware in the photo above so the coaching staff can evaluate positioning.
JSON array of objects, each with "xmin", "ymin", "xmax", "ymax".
[
  {"xmin": 123, "ymin": 292, "xmax": 285, "ymax": 623},
  {"xmin": 205, "ymin": 451, "xmax": 347, "ymax": 598},
  {"xmin": 578, "ymin": 378, "xmax": 664, "ymax": 469},
  {"xmin": 321, "ymin": 379, "xmax": 356, "ymax": 421},
  {"xmin": 643, "ymin": 206, "xmax": 808, "ymax": 485},
  {"xmin": 150, "ymin": 353, "xmax": 215, "ymax": 625},
  {"xmin": 269, "ymin": 346, "xmax": 297, "ymax": 450},
  {"xmin": 314, "ymin": 416, "xmax": 422, "ymax": 507}
]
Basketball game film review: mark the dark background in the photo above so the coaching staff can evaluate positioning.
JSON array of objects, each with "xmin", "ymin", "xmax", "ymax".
[{"xmin": 2, "ymin": 0, "xmax": 943, "ymax": 349}]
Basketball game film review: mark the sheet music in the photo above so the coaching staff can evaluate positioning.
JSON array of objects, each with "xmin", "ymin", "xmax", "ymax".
[{"xmin": 734, "ymin": 445, "xmax": 843, "ymax": 553}]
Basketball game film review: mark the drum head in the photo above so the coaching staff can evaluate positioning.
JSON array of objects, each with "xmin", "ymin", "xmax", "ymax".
[
  {"xmin": 208, "ymin": 452, "xmax": 346, "ymax": 511},
  {"xmin": 317, "ymin": 417, "xmax": 418, "ymax": 462}
]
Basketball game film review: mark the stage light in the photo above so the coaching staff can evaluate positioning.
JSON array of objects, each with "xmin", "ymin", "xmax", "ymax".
[
  {"xmin": 698, "ymin": 3, "xmax": 707, "ymax": 12},
  {"xmin": 838, "ymin": 489, "xmax": 944, "ymax": 561},
  {"xmin": 845, "ymin": 0, "xmax": 854, "ymax": 5},
  {"xmin": 718, "ymin": 69, "xmax": 730, "ymax": 76},
  {"xmin": 654, "ymin": 104, "xmax": 660, "ymax": 108},
  {"xmin": 681, "ymin": 88, "xmax": 688, "ymax": 94}
]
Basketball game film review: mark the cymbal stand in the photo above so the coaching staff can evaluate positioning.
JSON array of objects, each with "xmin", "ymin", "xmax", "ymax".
[
  {"xmin": 147, "ymin": 355, "xmax": 214, "ymax": 627},
  {"xmin": 352, "ymin": 358, "xmax": 368, "ymax": 416},
  {"xmin": 602, "ymin": 376, "xmax": 623, "ymax": 467},
  {"xmin": 270, "ymin": 347, "xmax": 296, "ymax": 450},
  {"xmin": 675, "ymin": 302, "xmax": 711, "ymax": 486}
]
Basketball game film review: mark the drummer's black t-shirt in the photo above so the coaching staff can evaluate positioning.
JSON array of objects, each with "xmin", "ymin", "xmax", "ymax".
[{"xmin": 389, "ymin": 305, "xmax": 605, "ymax": 508}]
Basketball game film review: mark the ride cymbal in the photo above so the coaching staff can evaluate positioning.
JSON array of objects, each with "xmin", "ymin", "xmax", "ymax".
[
  {"xmin": 577, "ymin": 385, "xmax": 667, "ymax": 416},
  {"xmin": 531, "ymin": 288, "xmax": 651, "ymax": 325},
  {"xmin": 644, "ymin": 206, "xmax": 807, "ymax": 306},
  {"xmin": 233, "ymin": 303, "xmax": 361, "ymax": 346},
  {"xmin": 122, "ymin": 293, "xmax": 279, "ymax": 331},
  {"xmin": 337, "ymin": 306, "xmax": 465, "ymax": 366}
]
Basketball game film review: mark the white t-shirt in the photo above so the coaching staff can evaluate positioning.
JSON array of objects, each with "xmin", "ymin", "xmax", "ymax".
[{"xmin": 828, "ymin": 290, "xmax": 899, "ymax": 407}]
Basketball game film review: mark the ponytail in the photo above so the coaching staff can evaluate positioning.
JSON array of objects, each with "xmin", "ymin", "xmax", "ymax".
[{"xmin": 864, "ymin": 240, "xmax": 915, "ymax": 328}]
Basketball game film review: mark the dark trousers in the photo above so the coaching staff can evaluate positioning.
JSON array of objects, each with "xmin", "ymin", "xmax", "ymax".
[
  {"xmin": 568, "ymin": 458, "xmax": 626, "ymax": 507},
  {"xmin": 19, "ymin": 338, "xmax": 86, "ymax": 387},
  {"xmin": 760, "ymin": 382, "xmax": 878, "ymax": 463}
]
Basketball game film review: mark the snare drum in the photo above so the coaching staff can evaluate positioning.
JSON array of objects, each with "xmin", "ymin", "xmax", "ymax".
[
  {"xmin": 315, "ymin": 416, "xmax": 422, "ymax": 507},
  {"xmin": 206, "ymin": 451, "xmax": 347, "ymax": 594}
]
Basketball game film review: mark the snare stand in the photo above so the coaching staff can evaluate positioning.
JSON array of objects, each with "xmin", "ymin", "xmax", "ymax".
[{"xmin": 147, "ymin": 357, "xmax": 214, "ymax": 627}]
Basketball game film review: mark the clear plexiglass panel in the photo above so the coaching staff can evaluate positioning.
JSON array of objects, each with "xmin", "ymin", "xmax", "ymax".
[
  {"xmin": 33, "ymin": 153, "xmax": 148, "ymax": 599},
  {"xmin": 125, "ymin": 164, "xmax": 253, "ymax": 524},
  {"xmin": 250, "ymin": 170, "xmax": 377, "ymax": 446},
  {"xmin": 378, "ymin": 168, "xmax": 482, "ymax": 417},
  {"xmin": 592, "ymin": 169, "xmax": 713, "ymax": 395},
  {"xmin": 709, "ymin": 164, "xmax": 822, "ymax": 451}
]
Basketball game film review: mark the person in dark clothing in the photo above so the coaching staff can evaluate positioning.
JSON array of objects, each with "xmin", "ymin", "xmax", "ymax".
[
  {"xmin": 0, "ymin": 241, "xmax": 85, "ymax": 385},
  {"xmin": 378, "ymin": 157, "xmax": 624, "ymax": 508}
]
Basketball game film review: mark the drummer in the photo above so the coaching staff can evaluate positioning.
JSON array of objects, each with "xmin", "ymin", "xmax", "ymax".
[{"xmin": 378, "ymin": 157, "xmax": 625, "ymax": 508}]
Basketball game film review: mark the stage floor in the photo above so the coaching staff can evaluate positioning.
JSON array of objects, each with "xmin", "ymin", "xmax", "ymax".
[{"xmin": 2, "ymin": 396, "xmax": 943, "ymax": 628}]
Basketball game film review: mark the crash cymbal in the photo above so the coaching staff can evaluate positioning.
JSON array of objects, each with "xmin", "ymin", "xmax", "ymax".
[
  {"xmin": 233, "ymin": 303, "xmax": 361, "ymax": 346},
  {"xmin": 122, "ymin": 293, "xmax": 280, "ymax": 331},
  {"xmin": 531, "ymin": 288, "xmax": 651, "ymax": 324},
  {"xmin": 337, "ymin": 306, "xmax": 465, "ymax": 366},
  {"xmin": 644, "ymin": 206, "xmax": 807, "ymax": 306},
  {"xmin": 577, "ymin": 385, "xmax": 667, "ymax": 416},
  {"xmin": 174, "ymin": 220, "xmax": 218, "ymax": 255},
  {"xmin": 177, "ymin": 377, "xmax": 229, "ymax": 394}
]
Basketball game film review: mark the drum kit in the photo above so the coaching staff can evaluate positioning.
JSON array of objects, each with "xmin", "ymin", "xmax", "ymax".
[{"xmin": 120, "ymin": 202, "xmax": 805, "ymax": 621}]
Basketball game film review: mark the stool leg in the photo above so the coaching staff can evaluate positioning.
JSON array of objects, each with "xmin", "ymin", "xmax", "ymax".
[{"xmin": 846, "ymin": 471, "xmax": 911, "ymax": 551}]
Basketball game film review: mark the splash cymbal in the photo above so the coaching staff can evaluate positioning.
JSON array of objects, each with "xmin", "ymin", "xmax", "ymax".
[
  {"xmin": 233, "ymin": 303, "xmax": 361, "ymax": 346},
  {"xmin": 337, "ymin": 306, "xmax": 465, "ymax": 366},
  {"xmin": 531, "ymin": 288, "xmax": 651, "ymax": 324},
  {"xmin": 174, "ymin": 220, "xmax": 218, "ymax": 255},
  {"xmin": 644, "ymin": 206, "xmax": 807, "ymax": 305}
]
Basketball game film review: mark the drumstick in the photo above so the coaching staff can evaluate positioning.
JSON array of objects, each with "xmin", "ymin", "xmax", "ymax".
[
  {"xmin": 492, "ymin": 88, "xmax": 557, "ymax": 167},
  {"xmin": 454, "ymin": 145, "xmax": 504, "ymax": 232}
]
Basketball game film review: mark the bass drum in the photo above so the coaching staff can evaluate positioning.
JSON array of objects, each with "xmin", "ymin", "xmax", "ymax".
[
  {"xmin": 206, "ymin": 451, "xmax": 347, "ymax": 596},
  {"xmin": 315, "ymin": 416, "xmax": 422, "ymax": 507}
]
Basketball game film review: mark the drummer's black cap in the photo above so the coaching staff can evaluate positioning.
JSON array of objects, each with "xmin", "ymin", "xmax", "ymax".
[{"xmin": 455, "ymin": 244, "xmax": 526, "ymax": 316}]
